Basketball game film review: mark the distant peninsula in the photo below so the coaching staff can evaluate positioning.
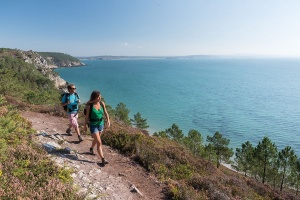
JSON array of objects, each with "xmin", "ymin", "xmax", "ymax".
[
  {"xmin": 38, "ymin": 51, "xmax": 86, "ymax": 68},
  {"xmin": 77, "ymin": 55, "xmax": 215, "ymax": 60}
]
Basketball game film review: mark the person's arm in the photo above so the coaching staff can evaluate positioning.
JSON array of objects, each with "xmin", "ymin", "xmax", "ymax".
[
  {"xmin": 102, "ymin": 101, "xmax": 110, "ymax": 127},
  {"xmin": 76, "ymin": 93, "xmax": 81, "ymax": 103},
  {"xmin": 61, "ymin": 102, "xmax": 68, "ymax": 106},
  {"xmin": 83, "ymin": 103, "xmax": 90, "ymax": 132}
]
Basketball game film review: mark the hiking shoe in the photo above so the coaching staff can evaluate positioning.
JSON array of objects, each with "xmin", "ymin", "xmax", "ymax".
[
  {"xmin": 90, "ymin": 147, "xmax": 94, "ymax": 155},
  {"xmin": 102, "ymin": 158, "xmax": 109, "ymax": 164},
  {"xmin": 66, "ymin": 128, "xmax": 72, "ymax": 136},
  {"xmin": 78, "ymin": 135, "xmax": 83, "ymax": 142}
]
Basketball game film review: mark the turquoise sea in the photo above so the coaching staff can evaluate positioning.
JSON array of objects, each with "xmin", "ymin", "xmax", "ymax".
[{"xmin": 55, "ymin": 58, "xmax": 300, "ymax": 156}]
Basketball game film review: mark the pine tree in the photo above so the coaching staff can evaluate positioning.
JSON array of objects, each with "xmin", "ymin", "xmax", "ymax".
[
  {"xmin": 278, "ymin": 146, "xmax": 297, "ymax": 191},
  {"xmin": 115, "ymin": 102, "xmax": 130, "ymax": 125},
  {"xmin": 153, "ymin": 131, "xmax": 169, "ymax": 138},
  {"xmin": 130, "ymin": 112, "xmax": 149, "ymax": 129},
  {"xmin": 206, "ymin": 132, "xmax": 233, "ymax": 168},
  {"xmin": 234, "ymin": 141, "xmax": 254, "ymax": 176},
  {"xmin": 290, "ymin": 158, "xmax": 300, "ymax": 195},
  {"xmin": 254, "ymin": 137, "xmax": 277, "ymax": 184},
  {"xmin": 204, "ymin": 143, "xmax": 216, "ymax": 162},
  {"xmin": 183, "ymin": 129, "xmax": 203, "ymax": 156},
  {"xmin": 165, "ymin": 123, "xmax": 184, "ymax": 143}
]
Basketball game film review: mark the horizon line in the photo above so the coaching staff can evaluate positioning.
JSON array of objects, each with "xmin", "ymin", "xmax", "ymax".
[{"xmin": 76, "ymin": 54, "xmax": 300, "ymax": 59}]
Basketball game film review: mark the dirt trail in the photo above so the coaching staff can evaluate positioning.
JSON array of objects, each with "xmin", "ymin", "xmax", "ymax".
[{"xmin": 21, "ymin": 111, "xmax": 167, "ymax": 200}]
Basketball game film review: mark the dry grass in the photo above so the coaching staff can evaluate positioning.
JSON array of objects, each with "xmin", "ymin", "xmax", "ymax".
[
  {"xmin": 101, "ymin": 121, "xmax": 300, "ymax": 200},
  {"xmin": 5, "ymin": 96, "xmax": 300, "ymax": 200},
  {"xmin": 0, "ymin": 102, "xmax": 81, "ymax": 199}
]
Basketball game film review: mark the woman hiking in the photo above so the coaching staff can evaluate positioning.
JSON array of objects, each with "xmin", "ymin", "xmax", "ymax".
[{"xmin": 84, "ymin": 90, "xmax": 111, "ymax": 165}]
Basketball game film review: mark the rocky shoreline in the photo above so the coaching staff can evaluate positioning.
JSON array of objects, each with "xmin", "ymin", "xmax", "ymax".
[{"xmin": 16, "ymin": 49, "xmax": 84, "ymax": 89}]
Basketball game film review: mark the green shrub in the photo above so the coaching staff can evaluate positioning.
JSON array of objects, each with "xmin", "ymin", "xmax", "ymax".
[
  {"xmin": 58, "ymin": 168, "xmax": 74, "ymax": 183},
  {"xmin": 102, "ymin": 130, "xmax": 143, "ymax": 155},
  {"xmin": 170, "ymin": 164, "xmax": 194, "ymax": 180},
  {"xmin": 168, "ymin": 183, "xmax": 202, "ymax": 200},
  {"xmin": 0, "ymin": 55, "xmax": 61, "ymax": 105}
]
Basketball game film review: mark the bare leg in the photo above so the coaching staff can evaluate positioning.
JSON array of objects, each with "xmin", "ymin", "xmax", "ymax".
[
  {"xmin": 92, "ymin": 132, "xmax": 104, "ymax": 159},
  {"xmin": 75, "ymin": 126, "xmax": 81, "ymax": 136},
  {"xmin": 66, "ymin": 124, "xmax": 72, "ymax": 135},
  {"xmin": 91, "ymin": 137, "xmax": 97, "ymax": 149}
]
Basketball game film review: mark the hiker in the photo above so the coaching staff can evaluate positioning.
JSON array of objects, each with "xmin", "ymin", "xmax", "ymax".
[
  {"xmin": 61, "ymin": 84, "xmax": 83, "ymax": 142},
  {"xmin": 84, "ymin": 90, "xmax": 110, "ymax": 164}
]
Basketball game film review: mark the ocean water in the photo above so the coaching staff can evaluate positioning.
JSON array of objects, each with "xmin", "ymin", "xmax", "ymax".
[{"xmin": 55, "ymin": 58, "xmax": 300, "ymax": 156}]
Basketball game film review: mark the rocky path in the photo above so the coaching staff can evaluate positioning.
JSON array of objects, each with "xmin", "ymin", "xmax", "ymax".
[{"xmin": 21, "ymin": 111, "xmax": 167, "ymax": 200}]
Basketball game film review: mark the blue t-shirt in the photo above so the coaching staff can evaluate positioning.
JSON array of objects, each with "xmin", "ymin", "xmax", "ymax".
[{"xmin": 61, "ymin": 93, "xmax": 80, "ymax": 114}]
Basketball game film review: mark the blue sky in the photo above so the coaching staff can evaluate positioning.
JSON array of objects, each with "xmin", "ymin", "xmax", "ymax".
[{"xmin": 1, "ymin": 0, "xmax": 300, "ymax": 57}]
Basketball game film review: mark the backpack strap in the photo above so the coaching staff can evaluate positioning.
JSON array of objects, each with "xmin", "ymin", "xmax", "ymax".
[
  {"xmin": 62, "ymin": 93, "xmax": 69, "ymax": 111},
  {"xmin": 62, "ymin": 92, "xmax": 70, "ymax": 103},
  {"xmin": 66, "ymin": 92, "xmax": 78, "ymax": 101},
  {"xmin": 74, "ymin": 92, "xmax": 79, "ymax": 101},
  {"xmin": 66, "ymin": 92, "xmax": 70, "ymax": 99},
  {"xmin": 100, "ymin": 101, "xmax": 104, "ymax": 109},
  {"xmin": 89, "ymin": 103, "xmax": 93, "ymax": 118}
]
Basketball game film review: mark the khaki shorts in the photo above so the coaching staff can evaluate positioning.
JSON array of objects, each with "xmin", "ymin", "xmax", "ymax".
[{"xmin": 68, "ymin": 113, "xmax": 79, "ymax": 128}]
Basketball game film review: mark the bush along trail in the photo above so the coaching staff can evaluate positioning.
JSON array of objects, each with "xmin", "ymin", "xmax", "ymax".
[{"xmin": 21, "ymin": 111, "xmax": 166, "ymax": 200}]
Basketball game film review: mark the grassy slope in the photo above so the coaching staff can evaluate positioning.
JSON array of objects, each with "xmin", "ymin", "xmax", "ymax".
[
  {"xmin": 0, "ymin": 48, "xmax": 298, "ymax": 199},
  {"xmin": 101, "ymin": 119, "xmax": 297, "ymax": 200}
]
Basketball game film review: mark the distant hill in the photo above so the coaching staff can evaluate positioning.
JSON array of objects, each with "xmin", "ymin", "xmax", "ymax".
[
  {"xmin": 38, "ymin": 52, "xmax": 86, "ymax": 67},
  {"xmin": 77, "ymin": 55, "xmax": 215, "ymax": 60}
]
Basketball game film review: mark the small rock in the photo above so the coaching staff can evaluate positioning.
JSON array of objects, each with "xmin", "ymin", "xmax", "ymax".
[
  {"xmin": 43, "ymin": 142, "xmax": 62, "ymax": 153},
  {"xmin": 130, "ymin": 184, "xmax": 143, "ymax": 196},
  {"xmin": 118, "ymin": 173, "xmax": 127, "ymax": 177}
]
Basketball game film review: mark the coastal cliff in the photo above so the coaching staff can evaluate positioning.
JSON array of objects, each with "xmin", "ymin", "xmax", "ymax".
[
  {"xmin": 38, "ymin": 52, "xmax": 86, "ymax": 68},
  {"xmin": 14, "ymin": 49, "xmax": 85, "ymax": 88}
]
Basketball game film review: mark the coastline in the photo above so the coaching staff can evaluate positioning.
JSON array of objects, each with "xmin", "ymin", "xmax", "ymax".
[
  {"xmin": 55, "ymin": 58, "xmax": 300, "ymax": 158},
  {"xmin": 222, "ymin": 163, "xmax": 236, "ymax": 172}
]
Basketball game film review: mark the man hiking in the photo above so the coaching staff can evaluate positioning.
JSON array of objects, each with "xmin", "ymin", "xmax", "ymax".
[{"xmin": 61, "ymin": 83, "xmax": 83, "ymax": 142}]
